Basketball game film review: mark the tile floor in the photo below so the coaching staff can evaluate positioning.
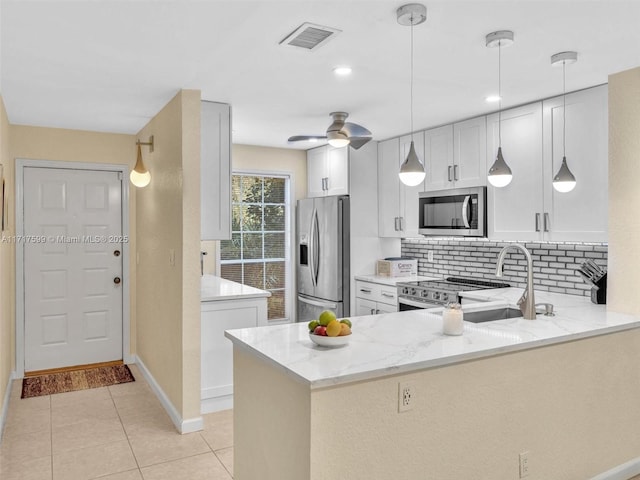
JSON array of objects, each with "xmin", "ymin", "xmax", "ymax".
[{"xmin": 0, "ymin": 365, "xmax": 234, "ymax": 480}]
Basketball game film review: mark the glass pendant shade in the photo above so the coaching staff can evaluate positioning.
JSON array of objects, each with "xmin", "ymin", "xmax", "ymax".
[
  {"xmin": 487, "ymin": 147, "xmax": 513, "ymax": 188},
  {"xmin": 327, "ymin": 130, "xmax": 350, "ymax": 148},
  {"xmin": 399, "ymin": 140, "xmax": 426, "ymax": 186},
  {"xmin": 130, "ymin": 144, "xmax": 151, "ymax": 188},
  {"xmin": 552, "ymin": 156, "xmax": 576, "ymax": 193}
]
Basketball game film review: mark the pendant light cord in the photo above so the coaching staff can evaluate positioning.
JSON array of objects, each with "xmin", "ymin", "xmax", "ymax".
[
  {"xmin": 562, "ymin": 60, "xmax": 566, "ymax": 157},
  {"xmin": 498, "ymin": 40, "xmax": 502, "ymax": 147},
  {"xmin": 410, "ymin": 17, "xmax": 414, "ymax": 141}
]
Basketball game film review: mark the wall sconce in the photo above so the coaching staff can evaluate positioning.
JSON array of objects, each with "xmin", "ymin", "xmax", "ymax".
[{"xmin": 130, "ymin": 136, "xmax": 154, "ymax": 188}]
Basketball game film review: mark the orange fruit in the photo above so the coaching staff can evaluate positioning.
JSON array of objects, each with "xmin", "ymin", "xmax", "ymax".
[
  {"xmin": 326, "ymin": 319, "xmax": 342, "ymax": 337},
  {"xmin": 339, "ymin": 323, "xmax": 352, "ymax": 336}
]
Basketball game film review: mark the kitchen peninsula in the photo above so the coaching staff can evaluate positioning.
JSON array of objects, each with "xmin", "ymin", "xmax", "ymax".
[{"xmin": 226, "ymin": 290, "xmax": 640, "ymax": 480}]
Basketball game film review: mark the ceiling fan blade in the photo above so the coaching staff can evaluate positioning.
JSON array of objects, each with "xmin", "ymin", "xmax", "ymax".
[
  {"xmin": 342, "ymin": 122, "xmax": 371, "ymax": 138},
  {"xmin": 288, "ymin": 135, "xmax": 327, "ymax": 142},
  {"xmin": 347, "ymin": 136, "xmax": 372, "ymax": 150}
]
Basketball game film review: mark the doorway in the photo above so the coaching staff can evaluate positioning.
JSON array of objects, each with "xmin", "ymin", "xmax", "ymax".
[{"xmin": 16, "ymin": 159, "xmax": 131, "ymax": 376}]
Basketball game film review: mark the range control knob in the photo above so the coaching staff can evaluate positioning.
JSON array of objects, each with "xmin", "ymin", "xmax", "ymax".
[
  {"xmin": 441, "ymin": 293, "xmax": 449, "ymax": 302},
  {"xmin": 409, "ymin": 288, "xmax": 417, "ymax": 296},
  {"xmin": 433, "ymin": 292, "xmax": 441, "ymax": 301},
  {"xmin": 402, "ymin": 287, "xmax": 409, "ymax": 295},
  {"xmin": 420, "ymin": 289, "xmax": 429, "ymax": 298}
]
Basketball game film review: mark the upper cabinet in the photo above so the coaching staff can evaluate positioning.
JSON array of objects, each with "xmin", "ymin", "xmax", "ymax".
[
  {"xmin": 487, "ymin": 102, "xmax": 544, "ymax": 240},
  {"xmin": 201, "ymin": 101, "xmax": 232, "ymax": 241},
  {"xmin": 377, "ymin": 133, "xmax": 422, "ymax": 238},
  {"xmin": 487, "ymin": 85, "xmax": 608, "ymax": 242},
  {"xmin": 307, "ymin": 145, "xmax": 349, "ymax": 197},
  {"xmin": 542, "ymin": 85, "xmax": 608, "ymax": 242},
  {"xmin": 424, "ymin": 117, "xmax": 487, "ymax": 191}
]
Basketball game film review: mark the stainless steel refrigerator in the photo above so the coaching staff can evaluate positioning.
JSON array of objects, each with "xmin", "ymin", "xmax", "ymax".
[{"xmin": 296, "ymin": 195, "xmax": 350, "ymax": 322}]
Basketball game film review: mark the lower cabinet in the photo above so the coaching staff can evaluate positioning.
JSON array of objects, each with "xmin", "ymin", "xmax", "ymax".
[
  {"xmin": 354, "ymin": 280, "xmax": 398, "ymax": 315},
  {"xmin": 201, "ymin": 297, "xmax": 268, "ymax": 413}
]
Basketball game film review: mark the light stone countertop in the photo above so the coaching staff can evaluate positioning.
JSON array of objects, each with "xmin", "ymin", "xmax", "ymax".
[
  {"xmin": 201, "ymin": 274, "xmax": 270, "ymax": 302},
  {"xmin": 225, "ymin": 287, "xmax": 640, "ymax": 389},
  {"xmin": 354, "ymin": 274, "xmax": 440, "ymax": 286}
]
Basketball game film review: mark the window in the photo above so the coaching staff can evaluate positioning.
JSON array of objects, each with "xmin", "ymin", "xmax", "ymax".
[{"xmin": 219, "ymin": 174, "xmax": 290, "ymax": 322}]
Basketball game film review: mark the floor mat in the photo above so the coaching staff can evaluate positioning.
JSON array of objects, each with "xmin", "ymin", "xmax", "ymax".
[{"xmin": 21, "ymin": 364, "xmax": 135, "ymax": 398}]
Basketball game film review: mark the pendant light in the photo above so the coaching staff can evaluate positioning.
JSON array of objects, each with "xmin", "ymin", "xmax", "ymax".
[
  {"xmin": 486, "ymin": 31, "xmax": 514, "ymax": 188},
  {"xmin": 551, "ymin": 51, "xmax": 578, "ymax": 193},
  {"xmin": 397, "ymin": 3, "xmax": 427, "ymax": 187},
  {"xmin": 131, "ymin": 136, "xmax": 153, "ymax": 188}
]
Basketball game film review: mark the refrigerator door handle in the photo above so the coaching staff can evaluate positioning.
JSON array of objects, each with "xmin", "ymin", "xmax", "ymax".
[
  {"xmin": 309, "ymin": 208, "xmax": 320, "ymax": 286},
  {"xmin": 298, "ymin": 295, "xmax": 337, "ymax": 310}
]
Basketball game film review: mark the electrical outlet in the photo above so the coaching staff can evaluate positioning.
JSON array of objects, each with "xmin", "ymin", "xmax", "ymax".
[
  {"xmin": 398, "ymin": 382, "xmax": 414, "ymax": 412},
  {"xmin": 427, "ymin": 250, "xmax": 434, "ymax": 262},
  {"xmin": 519, "ymin": 451, "xmax": 530, "ymax": 478}
]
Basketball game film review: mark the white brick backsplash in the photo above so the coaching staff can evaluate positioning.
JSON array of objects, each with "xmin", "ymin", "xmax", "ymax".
[{"xmin": 401, "ymin": 238, "xmax": 608, "ymax": 297}]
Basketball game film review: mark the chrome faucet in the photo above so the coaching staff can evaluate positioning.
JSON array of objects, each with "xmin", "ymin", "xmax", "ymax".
[{"xmin": 495, "ymin": 244, "xmax": 536, "ymax": 320}]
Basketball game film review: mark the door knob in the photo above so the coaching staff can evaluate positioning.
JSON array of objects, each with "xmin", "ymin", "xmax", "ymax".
[
  {"xmin": 113, "ymin": 250, "xmax": 121, "ymax": 257},
  {"xmin": 113, "ymin": 277, "xmax": 121, "ymax": 285}
]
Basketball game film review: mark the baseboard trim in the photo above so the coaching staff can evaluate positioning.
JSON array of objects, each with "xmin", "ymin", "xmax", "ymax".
[
  {"xmin": 590, "ymin": 457, "xmax": 640, "ymax": 480},
  {"xmin": 201, "ymin": 394, "xmax": 233, "ymax": 414},
  {"xmin": 0, "ymin": 371, "xmax": 16, "ymax": 444},
  {"xmin": 132, "ymin": 356, "xmax": 203, "ymax": 434}
]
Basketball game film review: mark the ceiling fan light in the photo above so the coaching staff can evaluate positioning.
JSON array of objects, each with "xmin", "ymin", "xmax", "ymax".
[
  {"xmin": 488, "ymin": 147, "xmax": 513, "ymax": 188},
  {"xmin": 327, "ymin": 130, "xmax": 350, "ymax": 148},
  {"xmin": 553, "ymin": 156, "xmax": 577, "ymax": 193},
  {"xmin": 399, "ymin": 140, "xmax": 426, "ymax": 186}
]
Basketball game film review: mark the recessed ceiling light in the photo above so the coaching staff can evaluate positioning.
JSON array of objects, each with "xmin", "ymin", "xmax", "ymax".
[
  {"xmin": 333, "ymin": 66, "xmax": 352, "ymax": 76},
  {"xmin": 485, "ymin": 95, "xmax": 501, "ymax": 103}
]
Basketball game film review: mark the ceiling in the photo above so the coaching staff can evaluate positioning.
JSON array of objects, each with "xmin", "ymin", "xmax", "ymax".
[{"xmin": 2, "ymin": 1, "xmax": 640, "ymax": 150}]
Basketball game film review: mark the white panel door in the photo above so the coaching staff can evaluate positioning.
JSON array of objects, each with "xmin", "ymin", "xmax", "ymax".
[{"xmin": 23, "ymin": 167, "xmax": 124, "ymax": 372}]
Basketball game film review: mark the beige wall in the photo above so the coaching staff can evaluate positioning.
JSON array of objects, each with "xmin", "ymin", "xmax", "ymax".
[
  {"xmin": 200, "ymin": 144, "xmax": 306, "ymax": 275},
  {"xmin": 135, "ymin": 90, "xmax": 201, "ymax": 424},
  {"xmin": 0, "ymin": 96, "xmax": 12, "ymax": 419},
  {"xmin": 608, "ymin": 67, "xmax": 640, "ymax": 314},
  {"xmin": 235, "ymin": 329, "xmax": 640, "ymax": 480}
]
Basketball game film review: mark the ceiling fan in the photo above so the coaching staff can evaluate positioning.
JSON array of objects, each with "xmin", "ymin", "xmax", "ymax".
[{"xmin": 288, "ymin": 112, "xmax": 372, "ymax": 149}]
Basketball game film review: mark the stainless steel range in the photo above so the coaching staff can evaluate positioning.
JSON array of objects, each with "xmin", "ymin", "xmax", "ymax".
[{"xmin": 396, "ymin": 277, "xmax": 511, "ymax": 311}]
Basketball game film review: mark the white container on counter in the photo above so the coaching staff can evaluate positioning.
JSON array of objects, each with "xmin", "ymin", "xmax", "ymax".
[{"xmin": 442, "ymin": 303, "xmax": 464, "ymax": 336}]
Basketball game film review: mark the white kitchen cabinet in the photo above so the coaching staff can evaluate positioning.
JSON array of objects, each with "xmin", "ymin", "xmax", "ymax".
[
  {"xmin": 488, "ymin": 85, "xmax": 608, "ymax": 242},
  {"xmin": 354, "ymin": 280, "xmax": 398, "ymax": 315},
  {"xmin": 453, "ymin": 116, "xmax": 487, "ymax": 188},
  {"xmin": 542, "ymin": 85, "xmax": 608, "ymax": 242},
  {"xmin": 307, "ymin": 145, "xmax": 349, "ymax": 197},
  {"xmin": 423, "ymin": 125, "xmax": 454, "ymax": 191},
  {"xmin": 424, "ymin": 118, "xmax": 486, "ymax": 192},
  {"xmin": 487, "ymin": 102, "xmax": 544, "ymax": 240},
  {"xmin": 201, "ymin": 101, "xmax": 232, "ymax": 240},
  {"xmin": 201, "ymin": 296, "xmax": 268, "ymax": 413},
  {"xmin": 377, "ymin": 134, "xmax": 422, "ymax": 238}
]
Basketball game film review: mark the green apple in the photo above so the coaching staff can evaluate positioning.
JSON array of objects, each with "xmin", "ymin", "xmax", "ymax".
[{"xmin": 318, "ymin": 310, "xmax": 337, "ymax": 327}]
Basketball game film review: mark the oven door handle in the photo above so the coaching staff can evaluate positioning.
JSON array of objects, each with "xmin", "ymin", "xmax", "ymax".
[{"xmin": 398, "ymin": 297, "xmax": 441, "ymax": 309}]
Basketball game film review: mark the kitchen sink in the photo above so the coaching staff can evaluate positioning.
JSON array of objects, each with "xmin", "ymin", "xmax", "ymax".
[{"xmin": 463, "ymin": 307, "xmax": 523, "ymax": 323}]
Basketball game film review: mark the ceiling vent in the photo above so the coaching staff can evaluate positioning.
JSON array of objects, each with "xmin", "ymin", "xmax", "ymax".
[{"xmin": 279, "ymin": 22, "xmax": 341, "ymax": 51}]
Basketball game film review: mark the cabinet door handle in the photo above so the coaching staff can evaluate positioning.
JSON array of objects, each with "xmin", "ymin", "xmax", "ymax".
[
  {"xmin": 394, "ymin": 217, "xmax": 399, "ymax": 231},
  {"xmin": 544, "ymin": 213, "xmax": 550, "ymax": 232},
  {"xmin": 381, "ymin": 292, "xmax": 395, "ymax": 298},
  {"xmin": 448, "ymin": 165, "xmax": 452, "ymax": 182},
  {"xmin": 535, "ymin": 213, "xmax": 541, "ymax": 232},
  {"xmin": 325, "ymin": 177, "xmax": 329, "ymax": 191},
  {"xmin": 453, "ymin": 165, "xmax": 459, "ymax": 181},
  {"xmin": 370, "ymin": 308, "xmax": 375, "ymax": 315},
  {"xmin": 359, "ymin": 288, "xmax": 372, "ymax": 293},
  {"xmin": 375, "ymin": 309, "xmax": 381, "ymax": 314},
  {"xmin": 399, "ymin": 217, "xmax": 405, "ymax": 231}
]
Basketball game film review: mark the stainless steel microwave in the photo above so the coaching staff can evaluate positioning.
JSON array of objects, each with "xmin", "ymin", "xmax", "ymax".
[{"xmin": 418, "ymin": 186, "xmax": 486, "ymax": 237}]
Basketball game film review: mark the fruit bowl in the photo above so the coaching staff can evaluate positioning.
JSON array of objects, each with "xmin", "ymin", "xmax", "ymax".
[{"xmin": 308, "ymin": 332, "xmax": 351, "ymax": 347}]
